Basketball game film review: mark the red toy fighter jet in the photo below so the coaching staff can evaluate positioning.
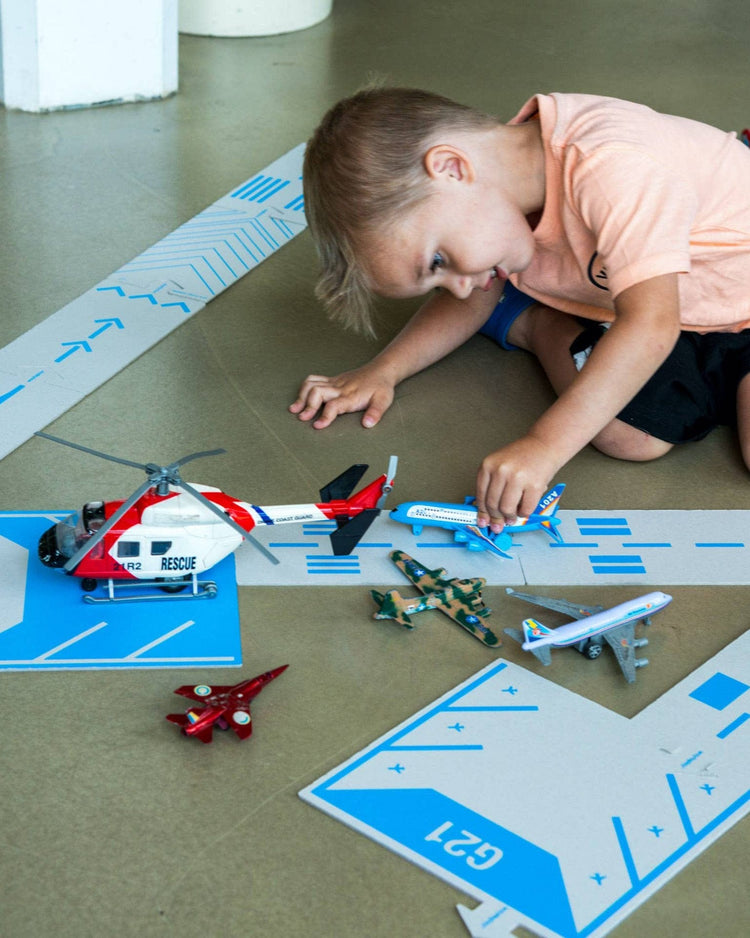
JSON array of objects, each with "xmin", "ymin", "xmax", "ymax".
[{"xmin": 166, "ymin": 665, "xmax": 288, "ymax": 743}]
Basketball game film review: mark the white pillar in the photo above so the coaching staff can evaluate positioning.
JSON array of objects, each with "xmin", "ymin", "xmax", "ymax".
[
  {"xmin": 179, "ymin": 0, "xmax": 332, "ymax": 37},
  {"xmin": 0, "ymin": 0, "xmax": 178, "ymax": 112}
]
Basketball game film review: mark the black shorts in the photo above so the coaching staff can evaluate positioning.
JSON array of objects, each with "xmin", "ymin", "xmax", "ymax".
[{"xmin": 569, "ymin": 325, "xmax": 750, "ymax": 444}]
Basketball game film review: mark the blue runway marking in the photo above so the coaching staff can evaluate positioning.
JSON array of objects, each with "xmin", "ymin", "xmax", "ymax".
[
  {"xmin": 307, "ymin": 567, "xmax": 362, "ymax": 575},
  {"xmin": 389, "ymin": 745, "xmax": 484, "ymax": 752},
  {"xmin": 249, "ymin": 214, "xmax": 279, "ymax": 250},
  {"xmin": 128, "ymin": 293, "xmax": 158, "ymax": 304},
  {"xmin": 306, "ymin": 558, "xmax": 360, "ymax": 566},
  {"xmin": 268, "ymin": 542, "xmax": 312, "ymax": 548},
  {"xmin": 717, "ymin": 713, "xmax": 750, "ymax": 739},
  {"xmin": 88, "ymin": 317, "xmax": 123, "ymax": 338},
  {"xmin": 148, "ymin": 236, "xmax": 251, "ymax": 273},
  {"xmin": 305, "ymin": 553, "xmax": 362, "ymax": 575},
  {"xmin": 689, "ymin": 673, "xmax": 749, "ymax": 710},
  {"xmin": 591, "ymin": 565, "xmax": 648, "ymax": 574},
  {"xmin": 138, "ymin": 245, "xmax": 239, "ymax": 279},
  {"xmin": 0, "ymin": 385, "xmax": 24, "ymax": 404},
  {"xmin": 231, "ymin": 174, "xmax": 291, "ymax": 202},
  {"xmin": 624, "ymin": 542, "xmax": 672, "ymax": 548},
  {"xmin": 124, "ymin": 254, "xmax": 228, "ymax": 289},
  {"xmin": 576, "ymin": 517, "xmax": 632, "ymax": 536},
  {"xmin": 549, "ymin": 542, "xmax": 598, "ymax": 549},
  {"xmin": 667, "ymin": 773, "xmax": 695, "ymax": 839},
  {"xmin": 55, "ymin": 340, "xmax": 92, "ymax": 362},
  {"xmin": 284, "ymin": 194, "xmax": 305, "ymax": 211},
  {"xmin": 446, "ymin": 705, "xmax": 539, "ymax": 713},
  {"xmin": 612, "ymin": 816, "xmax": 639, "ymax": 887},
  {"xmin": 589, "ymin": 554, "xmax": 647, "ymax": 575},
  {"xmin": 695, "ymin": 542, "xmax": 745, "ymax": 548},
  {"xmin": 416, "ymin": 542, "xmax": 465, "ymax": 549}
]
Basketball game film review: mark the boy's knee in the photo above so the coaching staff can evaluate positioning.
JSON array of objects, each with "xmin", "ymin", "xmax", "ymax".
[{"xmin": 592, "ymin": 420, "xmax": 673, "ymax": 462}]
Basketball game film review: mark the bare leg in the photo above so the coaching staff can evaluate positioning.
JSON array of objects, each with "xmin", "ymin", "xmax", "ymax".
[
  {"xmin": 507, "ymin": 303, "xmax": 674, "ymax": 461},
  {"xmin": 735, "ymin": 371, "xmax": 750, "ymax": 470}
]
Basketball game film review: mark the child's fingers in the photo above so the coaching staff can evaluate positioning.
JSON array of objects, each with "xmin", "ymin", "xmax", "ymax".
[
  {"xmin": 361, "ymin": 388, "xmax": 394, "ymax": 428},
  {"xmin": 289, "ymin": 375, "xmax": 334, "ymax": 414},
  {"xmin": 289, "ymin": 379, "xmax": 342, "ymax": 421},
  {"xmin": 312, "ymin": 395, "xmax": 361, "ymax": 429}
]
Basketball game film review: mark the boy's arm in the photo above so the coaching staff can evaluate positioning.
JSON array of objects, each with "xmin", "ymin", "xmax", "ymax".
[
  {"xmin": 291, "ymin": 280, "xmax": 503, "ymax": 429},
  {"xmin": 475, "ymin": 273, "xmax": 682, "ymax": 528}
]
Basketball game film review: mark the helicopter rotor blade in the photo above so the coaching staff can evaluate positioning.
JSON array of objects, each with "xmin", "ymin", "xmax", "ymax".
[
  {"xmin": 178, "ymin": 480, "xmax": 280, "ymax": 566},
  {"xmin": 168, "ymin": 449, "xmax": 227, "ymax": 471},
  {"xmin": 36, "ymin": 431, "xmax": 150, "ymax": 472},
  {"xmin": 63, "ymin": 479, "xmax": 154, "ymax": 573}
]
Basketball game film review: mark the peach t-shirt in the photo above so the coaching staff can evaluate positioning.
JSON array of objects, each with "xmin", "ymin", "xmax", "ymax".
[{"xmin": 509, "ymin": 93, "xmax": 750, "ymax": 332}]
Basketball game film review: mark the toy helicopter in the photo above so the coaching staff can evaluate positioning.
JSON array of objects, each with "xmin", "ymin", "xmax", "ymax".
[{"xmin": 35, "ymin": 431, "xmax": 397, "ymax": 603}]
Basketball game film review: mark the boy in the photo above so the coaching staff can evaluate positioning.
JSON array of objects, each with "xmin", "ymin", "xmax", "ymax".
[{"xmin": 290, "ymin": 87, "xmax": 750, "ymax": 532}]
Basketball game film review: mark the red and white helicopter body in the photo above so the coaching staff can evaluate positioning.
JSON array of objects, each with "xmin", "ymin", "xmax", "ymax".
[{"xmin": 35, "ymin": 434, "xmax": 396, "ymax": 601}]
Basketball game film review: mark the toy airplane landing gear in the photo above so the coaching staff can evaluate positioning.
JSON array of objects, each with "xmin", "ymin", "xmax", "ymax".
[{"xmin": 81, "ymin": 573, "xmax": 218, "ymax": 604}]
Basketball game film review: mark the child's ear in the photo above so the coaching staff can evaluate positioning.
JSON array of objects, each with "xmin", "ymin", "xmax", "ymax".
[{"xmin": 424, "ymin": 144, "xmax": 475, "ymax": 183}]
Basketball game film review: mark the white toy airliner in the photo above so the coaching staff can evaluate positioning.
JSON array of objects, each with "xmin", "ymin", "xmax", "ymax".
[{"xmin": 503, "ymin": 588, "xmax": 673, "ymax": 682}]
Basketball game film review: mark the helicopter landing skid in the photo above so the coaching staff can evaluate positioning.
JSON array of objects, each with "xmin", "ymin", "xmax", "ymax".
[{"xmin": 82, "ymin": 575, "xmax": 218, "ymax": 604}]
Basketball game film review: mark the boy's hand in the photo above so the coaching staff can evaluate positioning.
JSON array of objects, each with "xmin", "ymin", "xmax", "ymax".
[
  {"xmin": 289, "ymin": 366, "xmax": 395, "ymax": 429},
  {"xmin": 475, "ymin": 436, "xmax": 560, "ymax": 532}
]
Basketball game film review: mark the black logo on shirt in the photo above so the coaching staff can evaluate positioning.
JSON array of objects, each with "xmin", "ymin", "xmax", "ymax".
[{"xmin": 587, "ymin": 252, "xmax": 609, "ymax": 291}]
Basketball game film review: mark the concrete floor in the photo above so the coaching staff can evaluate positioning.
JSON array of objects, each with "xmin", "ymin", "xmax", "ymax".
[{"xmin": 1, "ymin": 2, "xmax": 749, "ymax": 936}]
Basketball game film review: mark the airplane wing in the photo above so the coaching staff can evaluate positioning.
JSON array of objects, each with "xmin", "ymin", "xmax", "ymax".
[
  {"xmin": 438, "ymin": 595, "xmax": 501, "ymax": 647},
  {"xmin": 172, "ymin": 684, "xmax": 231, "ymax": 704},
  {"xmin": 505, "ymin": 588, "xmax": 604, "ymax": 620},
  {"xmin": 464, "ymin": 526, "xmax": 514, "ymax": 559},
  {"xmin": 390, "ymin": 550, "xmax": 451, "ymax": 593},
  {"xmin": 601, "ymin": 623, "xmax": 640, "ymax": 684},
  {"xmin": 227, "ymin": 706, "xmax": 254, "ymax": 740}
]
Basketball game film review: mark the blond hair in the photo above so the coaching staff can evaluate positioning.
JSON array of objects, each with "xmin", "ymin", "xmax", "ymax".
[{"xmin": 303, "ymin": 86, "xmax": 498, "ymax": 335}]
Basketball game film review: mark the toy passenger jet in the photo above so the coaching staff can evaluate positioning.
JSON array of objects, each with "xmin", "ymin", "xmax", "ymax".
[
  {"xmin": 371, "ymin": 550, "xmax": 501, "ymax": 647},
  {"xmin": 389, "ymin": 484, "xmax": 565, "ymax": 558},
  {"xmin": 503, "ymin": 588, "xmax": 672, "ymax": 682},
  {"xmin": 167, "ymin": 665, "xmax": 288, "ymax": 743}
]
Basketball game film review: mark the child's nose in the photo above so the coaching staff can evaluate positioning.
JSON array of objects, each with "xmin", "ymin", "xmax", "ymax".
[{"xmin": 450, "ymin": 274, "xmax": 474, "ymax": 299}]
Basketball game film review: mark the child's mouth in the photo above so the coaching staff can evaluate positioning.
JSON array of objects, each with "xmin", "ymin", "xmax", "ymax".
[{"xmin": 483, "ymin": 266, "xmax": 507, "ymax": 290}]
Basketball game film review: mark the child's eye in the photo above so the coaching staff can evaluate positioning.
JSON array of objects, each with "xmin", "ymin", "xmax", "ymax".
[{"xmin": 429, "ymin": 252, "xmax": 445, "ymax": 273}]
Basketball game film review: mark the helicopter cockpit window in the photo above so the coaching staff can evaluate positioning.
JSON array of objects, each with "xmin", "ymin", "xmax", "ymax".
[
  {"xmin": 82, "ymin": 501, "xmax": 106, "ymax": 534},
  {"xmin": 117, "ymin": 541, "xmax": 141, "ymax": 558},
  {"xmin": 150, "ymin": 541, "xmax": 172, "ymax": 556}
]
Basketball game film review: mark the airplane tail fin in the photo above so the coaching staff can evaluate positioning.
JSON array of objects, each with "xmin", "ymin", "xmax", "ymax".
[
  {"xmin": 370, "ymin": 588, "xmax": 413, "ymax": 627},
  {"xmin": 521, "ymin": 618, "xmax": 553, "ymax": 666},
  {"xmin": 531, "ymin": 484, "xmax": 565, "ymax": 542},
  {"xmin": 532, "ymin": 483, "xmax": 565, "ymax": 517},
  {"xmin": 328, "ymin": 456, "xmax": 397, "ymax": 555},
  {"xmin": 165, "ymin": 712, "xmax": 214, "ymax": 743},
  {"xmin": 522, "ymin": 617, "xmax": 553, "ymax": 641}
]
